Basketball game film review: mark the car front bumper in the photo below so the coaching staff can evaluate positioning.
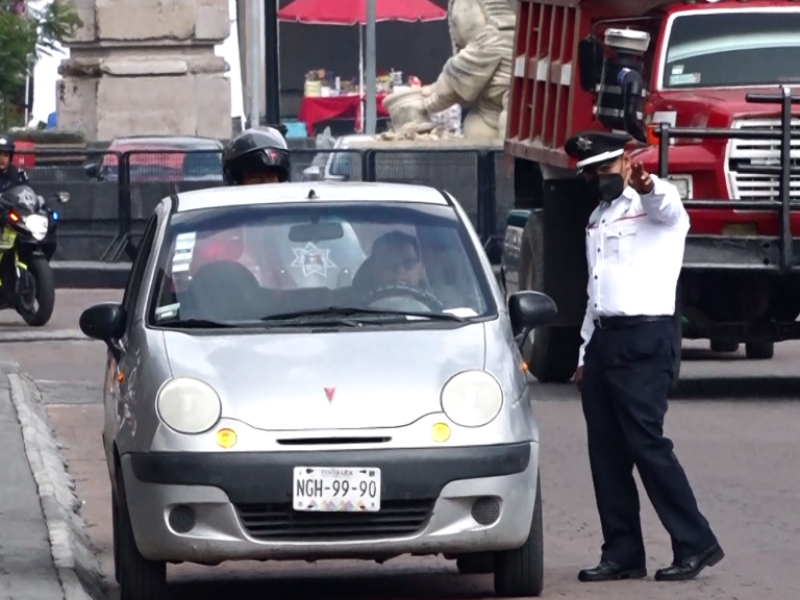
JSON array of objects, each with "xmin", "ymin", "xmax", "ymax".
[{"xmin": 120, "ymin": 442, "xmax": 539, "ymax": 563}]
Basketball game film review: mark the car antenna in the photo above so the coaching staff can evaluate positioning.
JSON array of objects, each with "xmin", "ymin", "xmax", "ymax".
[{"xmin": 307, "ymin": 188, "xmax": 318, "ymax": 200}]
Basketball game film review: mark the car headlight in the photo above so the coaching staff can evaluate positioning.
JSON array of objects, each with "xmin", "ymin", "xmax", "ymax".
[
  {"xmin": 440, "ymin": 371, "xmax": 503, "ymax": 428},
  {"xmin": 156, "ymin": 378, "xmax": 221, "ymax": 434},
  {"xmin": 667, "ymin": 175, "xmax": 693, "ymax": 200}
]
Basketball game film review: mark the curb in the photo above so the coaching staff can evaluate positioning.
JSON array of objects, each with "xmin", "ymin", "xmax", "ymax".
[
  {"xmin": 7, "ymin": 370, "xmax": 106, "ymax": 600},
  {"xmin": 0, "ymin": 329, "xmax": 89, "ymax": 343}
]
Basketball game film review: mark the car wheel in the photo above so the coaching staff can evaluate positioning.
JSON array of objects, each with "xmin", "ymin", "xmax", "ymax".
[
  {"xmin": 456, "ymin": 553, "xmax": 494, "ymax": 574},
  {"xmin": 116, "ymin": 470, "xmax": 167, "ymax": 600},
  {"xmin": 745, "ymin": 341, "xmax": 774, "ymax": 360},
  {"xmin": 112, "ymin": 489, "xmax": 121, "ymax": 584},
  {"xmin": 493, "ymin": 471, "xmax": 543, "ymax": 597}
]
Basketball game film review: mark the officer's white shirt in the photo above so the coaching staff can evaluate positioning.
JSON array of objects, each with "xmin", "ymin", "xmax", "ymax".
[{"xmin": 577, "ymin": 175, "xmax": 689, "ymax": 367}]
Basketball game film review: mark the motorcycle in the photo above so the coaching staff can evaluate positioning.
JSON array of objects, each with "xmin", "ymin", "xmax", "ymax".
[{"xmin": 0, "ymin": 185, "xmax": 69, "ymax": 326}]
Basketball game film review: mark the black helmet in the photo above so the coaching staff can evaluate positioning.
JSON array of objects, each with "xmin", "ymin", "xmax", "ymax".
[
  {"xmin": 223, "ymin": 127, "xmax": 291, "ymax": 185},
  {"xmin": 0, "ymin": 135, "xmax": 15, "ymax": 160}
]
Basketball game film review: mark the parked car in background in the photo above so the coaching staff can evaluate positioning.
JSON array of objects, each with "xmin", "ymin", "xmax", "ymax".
[
  {"xmin": 302, "ymin": 134, "xmax": 372, "ymax": 182},
  {"xmin": 85, "ymin": 136, "xmax": 224, "ymax": 183}
]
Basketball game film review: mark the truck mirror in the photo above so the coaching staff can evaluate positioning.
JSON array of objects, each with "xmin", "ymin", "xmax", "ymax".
[{"xmin": 577, "ymin": 36, "xmax": 604, "ymax": 93}]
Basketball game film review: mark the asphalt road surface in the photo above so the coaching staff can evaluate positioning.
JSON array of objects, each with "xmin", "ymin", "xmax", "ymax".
[{"xmin": 3, "ymin": 291, "xmax": 800, "ymax": 599}]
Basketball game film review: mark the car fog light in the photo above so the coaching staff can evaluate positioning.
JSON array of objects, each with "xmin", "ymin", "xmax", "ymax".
[
  {"xmin": 471, "ymin": 497, "xmax": 501, "ymax": 525},
  {"xmin": 216, "ymin": 427, "xmax": 237, "ymax": 449},
  {"xmin": 168, "ymin": 505, "xmax": 197, "ymax": 534},
  {"xmin": 430, "ymin": 422, "xmax": 451, "ymax": 443}
]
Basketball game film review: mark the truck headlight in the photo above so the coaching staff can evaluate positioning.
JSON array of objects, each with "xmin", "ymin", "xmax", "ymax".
[
  {"xmin": 156, "ymin": 378, "xmax": 221, "ymax": 434},
  {"xmin": 667, "ymin": 175, "xmax": 693, "ymax": 200},
  {"xmin": 440, "ymin": 371, "xmax": 503, "ymax": 427}
]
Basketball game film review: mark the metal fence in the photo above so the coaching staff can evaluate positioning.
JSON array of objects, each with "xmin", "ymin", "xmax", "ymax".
[{"xmin": 17, "ymin": 147, "xmax": 515, "ymax": 263}]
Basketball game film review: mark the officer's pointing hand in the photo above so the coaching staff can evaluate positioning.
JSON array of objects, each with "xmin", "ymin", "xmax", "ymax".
[{"xmin": 629, "ymin": 162, "xmax": 654, "ymax": 194}]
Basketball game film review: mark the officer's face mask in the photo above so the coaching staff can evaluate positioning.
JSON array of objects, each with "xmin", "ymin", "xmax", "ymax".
[{"xmin": 591, "ymin": 174, "xmax": 625, "ymax": 203}]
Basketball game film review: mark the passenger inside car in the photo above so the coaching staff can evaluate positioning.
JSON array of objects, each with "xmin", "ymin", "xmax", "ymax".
[{"xmin": 371, "ymin": 231, "xmax": 424, "ymax": 288}]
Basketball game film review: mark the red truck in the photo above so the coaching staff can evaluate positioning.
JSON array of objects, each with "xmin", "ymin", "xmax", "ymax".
[{"xmin": 500, "ymin": 0, "xmax": 800, "ymax": 386}]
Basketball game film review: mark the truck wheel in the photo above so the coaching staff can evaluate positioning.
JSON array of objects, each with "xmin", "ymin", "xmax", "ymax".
[
  {"xmin": 669, "ymin": 282, "xmax": 683, "ymax": 397},
  {"xmin": 745, "ymin": 341, "xmax": 774, "ymax": 360},
  {"xmin": 116, "ymin": 469, "xmax": 166, "ymax": 600},
  {"xmin": 493, "ymin": 471, "xmax": 543, "ymax": 597},
  {"xmin": 710, "ymin": 340, "xmax": 739, "ymax": 353},
  {"xmin": 520, "ymin": 209, "xmax": 581, "ymax": 383}
]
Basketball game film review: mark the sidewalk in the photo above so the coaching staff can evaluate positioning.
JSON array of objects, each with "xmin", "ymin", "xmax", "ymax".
[{"xmin": 0, "ymin": 363, "xmax": 101, "ymax": 600}]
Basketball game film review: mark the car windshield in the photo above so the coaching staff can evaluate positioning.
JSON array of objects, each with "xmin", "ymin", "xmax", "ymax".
[
  {"xmin": 148, "ymin": 201, "xmax": 496, "ymax": 328},
  {"xmin": 662, "ymin": 11, "xmax": 800, "ymax": 89}
]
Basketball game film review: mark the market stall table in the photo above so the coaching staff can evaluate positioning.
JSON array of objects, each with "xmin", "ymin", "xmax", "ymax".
[{"xmin": 299, "ymin": 94, "xmax": 390, "ymax": 136}]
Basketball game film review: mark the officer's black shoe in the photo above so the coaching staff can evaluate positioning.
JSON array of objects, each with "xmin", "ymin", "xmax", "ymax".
[
  {"xmin": 578, "ymin": 560, "xmax": 647, "ymax": 582},
  {"xmin": 654, "ymin": 544, "xmax": 724, "ymax": 581}
]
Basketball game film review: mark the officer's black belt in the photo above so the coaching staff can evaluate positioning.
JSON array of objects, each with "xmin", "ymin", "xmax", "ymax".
[{"xmin": 594, "ymin": 315, "xmax": 671, "ymax": 330}]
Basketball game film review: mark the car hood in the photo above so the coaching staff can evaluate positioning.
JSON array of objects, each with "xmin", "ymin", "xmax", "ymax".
[{"xmin": 162, "ymin": 324, "xmax": 486, "ymax": 431}]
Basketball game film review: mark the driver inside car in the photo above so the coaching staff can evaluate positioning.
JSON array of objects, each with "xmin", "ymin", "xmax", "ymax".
[{"xmin": 371, "ymin": 231, "xmax": 424, "ymax": 288}]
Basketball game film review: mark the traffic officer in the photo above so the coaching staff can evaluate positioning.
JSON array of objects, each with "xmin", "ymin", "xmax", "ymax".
[
  {"xmin": 222, "ymin": 126, "xmax": 291, "ymax": 185},
  {"xmin": 567, "ymin": 131, "xmax": 723, "ymax": 583},
  {"xmin": 0, "ymin": 136, "xmax": 30, "ymax": 192}
]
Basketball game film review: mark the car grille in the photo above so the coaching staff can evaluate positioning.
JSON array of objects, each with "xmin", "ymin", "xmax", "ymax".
[
  {"xmin": 728, "ymin": 118, "xmax": 800, "ymax": 201},
  {"xmin": 236, "ymin": 499, "xmax": 434, "ymax": 541}
]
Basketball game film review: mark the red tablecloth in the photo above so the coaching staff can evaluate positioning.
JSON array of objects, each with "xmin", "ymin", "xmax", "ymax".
[{"xmin": 299, "ymin": 94, "xmax": 389, "ymax": 136}]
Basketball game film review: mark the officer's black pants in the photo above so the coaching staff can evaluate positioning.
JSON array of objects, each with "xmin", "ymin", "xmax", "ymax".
[{"xmin": 581, "ymin": 319, "xmax": 716, "ymax": 568}]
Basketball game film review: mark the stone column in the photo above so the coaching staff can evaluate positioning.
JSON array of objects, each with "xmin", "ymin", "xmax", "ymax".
[{"xmin": 56, "ymin": 0, "xmax": 232, "ymax": 140}]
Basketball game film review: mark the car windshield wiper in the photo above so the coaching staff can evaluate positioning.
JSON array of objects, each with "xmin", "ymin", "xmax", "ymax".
[
  {"xmin": 260, "ymin": 306, "xmax": 466, "ymax": 325},
  {"xmin": 157, "ymin": 318, "xmax": 238, "ymax": 329}
]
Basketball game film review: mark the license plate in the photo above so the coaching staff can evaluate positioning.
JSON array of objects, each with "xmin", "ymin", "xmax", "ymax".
[{"xmin": 293, "ymin": 466, "xmax": 381, "ymax": 512}]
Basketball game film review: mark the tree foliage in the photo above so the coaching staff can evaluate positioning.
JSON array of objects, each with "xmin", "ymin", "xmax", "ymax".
[{"xmin": 0, "ymin": 1, "xmax": 82, "ymax": 122}]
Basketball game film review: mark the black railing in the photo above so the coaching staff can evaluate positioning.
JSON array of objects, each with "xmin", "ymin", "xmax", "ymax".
[
  {"xmin": 16, "ymin": 147, "xmax": 510, "ymax": 264},
  {"xmin": 655, "ymin": 85, "xmax": 800, "ymax": 272}
]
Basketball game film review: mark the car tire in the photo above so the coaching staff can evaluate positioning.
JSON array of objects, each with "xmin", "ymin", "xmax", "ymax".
[
  {"xmin": 112, "ymin": 489, "xmax": 121, "ymax": 584},
  {"xmin": 116, "ymin": 470, "xmax": 167, "ymax": 600},
  {"xmin": 493, "ymin": 471, "xmax": 543, "ymax": 597},
  {"xmin": 745, "ymin": 341, "xmax": 774, "ymax": 360},
  {"xmin": 710, "ymin": 340, "xmax": 739, "ymax": 353},
  {"xmin": 456, "ymin": 553, "xmax": 494, "ymax": 574}
]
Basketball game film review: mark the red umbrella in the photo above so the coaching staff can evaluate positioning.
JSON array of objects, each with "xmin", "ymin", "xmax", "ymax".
[{"xmin": 277, "ymin": 0, "xmax": 447, "ymax": 25}]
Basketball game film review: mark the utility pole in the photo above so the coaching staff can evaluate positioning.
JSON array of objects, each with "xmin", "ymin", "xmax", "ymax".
[
  {"xmin": 365, "ymin": 0, "xmax": 377, "ymax": 135},
  {"xmin": 248, "ymin": 0, "xmax": 260, "ymax": 128},
  {"xmin": 264, "ymin": 0, "xmax": 281, "ymax": 126}
]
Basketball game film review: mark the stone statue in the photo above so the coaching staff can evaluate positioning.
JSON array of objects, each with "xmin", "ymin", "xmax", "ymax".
[{"xmin": 381, "ymin": 0, "xmax": 515, "ymax": 142}]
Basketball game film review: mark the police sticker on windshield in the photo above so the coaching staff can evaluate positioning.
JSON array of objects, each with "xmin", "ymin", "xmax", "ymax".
[
  {"xmin": 171, "ymin": 232, "xmax": 196, "ymax": 273},
  {"xmin": 291, "ymin": 242, "xmax": 336, "ymax": 277},
  {"xmin": 669, "ymin": 73, "xmax": 700, "ymax": 86}
]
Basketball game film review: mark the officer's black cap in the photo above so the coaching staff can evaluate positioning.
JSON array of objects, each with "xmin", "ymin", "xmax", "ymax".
[{"xmin": 564, "ymin": 131, "xmax": 631, "ymax": 173}]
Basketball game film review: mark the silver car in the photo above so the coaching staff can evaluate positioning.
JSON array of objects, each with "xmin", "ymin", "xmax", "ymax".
[{"xmin": 79, "ymin": 182, "xmax": 557, "ymax": 600}]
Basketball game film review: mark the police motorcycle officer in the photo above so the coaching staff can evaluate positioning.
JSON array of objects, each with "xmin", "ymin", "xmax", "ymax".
[
  {"xmin": 0, "ymin": 136, "xmax": 30, "ymax": 192},
  {"xmin": 222, "ymin": 126, "xmax": 292, "ymax": 185}
]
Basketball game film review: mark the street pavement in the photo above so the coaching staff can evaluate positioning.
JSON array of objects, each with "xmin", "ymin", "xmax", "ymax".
[{"xmin": 2, "ymin": 290, "xmax": 800, "ymax": 599}]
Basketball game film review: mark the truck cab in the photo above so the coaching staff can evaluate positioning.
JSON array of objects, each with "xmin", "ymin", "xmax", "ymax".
[{"xmin": 503, "ymin": 0, "xmax": 800, "ymax": 385}]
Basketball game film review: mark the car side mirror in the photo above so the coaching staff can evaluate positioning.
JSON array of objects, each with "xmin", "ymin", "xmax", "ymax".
[
  {"xmin": 79, "ymin": 302, "xmax": 126, "ymax": 358},
  {"xmin": 508, "ymin": 291, "xmax": 557, "ymax": 341}
]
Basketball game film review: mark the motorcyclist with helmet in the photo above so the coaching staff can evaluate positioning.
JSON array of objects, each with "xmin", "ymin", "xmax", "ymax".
[
  {"xmin": 0, "ymin": 136, "xmax": 30, "ymax": 193},
  {"xmin": 222, "ymin": 126, "xmax": 292, "ymax": 185}
]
